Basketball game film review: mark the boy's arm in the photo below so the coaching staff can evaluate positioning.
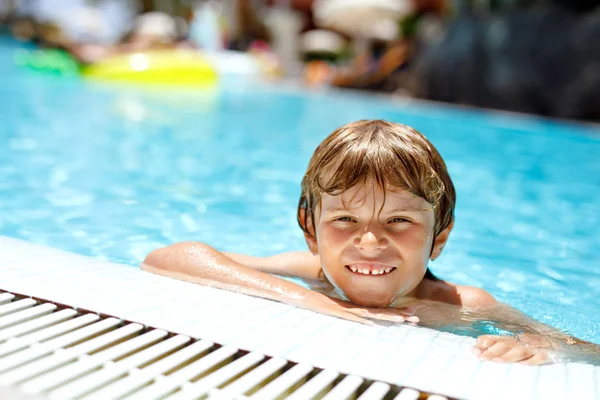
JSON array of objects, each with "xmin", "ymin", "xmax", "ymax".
[
  {"xmin": 427, "ymin": 282, "xmax": 600, "ymax": 365},
  {"xmin": 222, "ymin": 251, "xmax": 322, "ymax": 280},
  {"xmin": 468, "ymin": 302, "xmax": 600, "ymax": 365},
  {"xmin": 142, "ymin": 242, "xmax": 413, "ymax": 324}
]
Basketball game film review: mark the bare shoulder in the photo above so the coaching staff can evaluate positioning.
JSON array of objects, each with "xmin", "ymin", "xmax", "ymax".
[
  {"xmin": 420, "ymin": 279, "xmax": 498, "ymax": 309},
  {"xmin": 142, "ymin": 241, "xmax": 212, "ymax": 271},
  {"xmin": 455, "ymin": 284, "xmax": 498, "ymax": 309}
]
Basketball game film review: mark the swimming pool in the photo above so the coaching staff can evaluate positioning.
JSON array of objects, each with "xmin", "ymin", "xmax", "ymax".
[{"xmin": 1, "ymin": 37, "xmax": 599, "ymax": 344}]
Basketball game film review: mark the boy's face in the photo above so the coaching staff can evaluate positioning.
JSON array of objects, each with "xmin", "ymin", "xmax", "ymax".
[{"xmin": 307, "ymin": 184, "xmax": 450, "ymax": 307}]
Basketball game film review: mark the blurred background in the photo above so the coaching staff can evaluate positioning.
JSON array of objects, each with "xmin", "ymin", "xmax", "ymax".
[{"xmin": 1, "ymin": 0, "xmax": 598, "ymax": 121}]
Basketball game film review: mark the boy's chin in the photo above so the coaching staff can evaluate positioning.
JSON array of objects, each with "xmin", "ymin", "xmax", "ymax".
[{"xmin": 343, "ymin": 289, "xmax": 394, "ymax": 308}]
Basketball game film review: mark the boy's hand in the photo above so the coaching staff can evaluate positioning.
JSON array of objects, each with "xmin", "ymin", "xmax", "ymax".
[
  {"xmin": 294, "ymin": 291, "xmax": 419, "ymax": 325},
  {"xmin": 473, "ymin": 334, "xmax": 557, "ymax": 365}
]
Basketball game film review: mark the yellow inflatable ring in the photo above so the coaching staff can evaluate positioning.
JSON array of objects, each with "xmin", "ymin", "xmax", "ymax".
[{"xmin": 82, "ymin": 49, "xmax": 218, "ymax": 86}]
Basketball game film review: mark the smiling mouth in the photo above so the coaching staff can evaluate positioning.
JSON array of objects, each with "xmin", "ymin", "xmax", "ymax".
[{"xmin": 345, "ymin": 265, "xmax": 397, "ymax": 276}]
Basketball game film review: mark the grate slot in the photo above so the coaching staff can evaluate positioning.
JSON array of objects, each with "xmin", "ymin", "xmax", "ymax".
[
  {"xmin": 0, "ymin": 303, "xmax": 57, "ymax": 330},
  {"xmin": 285, "ymin": 369, "xmax": 339, "ymax": 400},
  {"xmin": 0, "ymin": 298, "xmax": 37, "ymax": 317},
  {"xmin": 356, "ymin": 381, "xmax": 391, "ymax": 400},
  {"xmin": 0, "ymin": 293, "xmax": 16, "ymax": 305},
  {"xmin": 393, "ymin": 388, "xmax": 421, "ymax": 400},
  {"xmin": 0, "ymin": 314, "xmax": 101, "ymax": 358},
  {"xmin": 321, "ymin": 375, "xmax": 365, "ymax": 399},
  {"xmin": 249, "ymin": 362, "xmax": 314, "ymax": 399},
  {"xmin": 20, "ymin": 328, "xmax": 168, "ymax": 394},
  {"xmin": 48, "ymin": 334, "xmax": 192, "ymax": 400},
  {"xmin": 0, "ymin": 315, "xmax": 110, "ymax": 366},
  {"xmin": 82, "ymin": 339, "xmax": 215, "ymax": 400},
  {"xmin": 214, "ymin": 357, "xmax": 288, "ymax": 399},
  {"xmin": 164, "ymin": 352, "xmax": 266, "ymax": 400},
  {"xmin": 124, "ymin": 346, "xmax": 240, "ymax": 400},
  {"xmin": 0, "ymin": 321, "xmax": 141, "ymax": 386},
  {"xmin": 0, "ymin": 318, "xmax": 143, "ymax": 385},
  {"xmin": 0, "ymin": 308, "xmax": 78, "ymax": 342}
]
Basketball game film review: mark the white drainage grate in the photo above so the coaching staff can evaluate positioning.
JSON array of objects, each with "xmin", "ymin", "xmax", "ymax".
[{"xmin": 0, "ymin": 291, "xmax": 454, "ymax": 400}]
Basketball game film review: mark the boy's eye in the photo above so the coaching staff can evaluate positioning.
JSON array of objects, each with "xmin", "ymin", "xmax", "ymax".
[
  {"xmin": 388, "ymin": 217, "xmax": 410, "ymax": 224},
  {"xmin": 334, "ymin": 216, "xmax": 355, "ymax": 222}
]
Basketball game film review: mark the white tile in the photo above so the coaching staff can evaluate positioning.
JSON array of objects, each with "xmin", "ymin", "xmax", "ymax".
[
  {"xmin": 499, "ymin": 363, "xmax": 540, "ymax": 400},
  {"xmin": 374, "ymin": 333, "xmax": 441, "ymax": 385},
  {"xmin": 430, "ymin": 354, "xmax": 482, "ymax": 399},
  {"xmin": 533, "ymin": 363, "xmax": 567, "ymax": 400},
  {"xmin": 465, "ymin": 361, "xmax": 511, "ymax": 400},
  {"xmin": 595, "ymin": 366, "xmax": 600, "ymax": 400},
  {"xmin": 564, "ymin": 363, "xmax": 597, "ymax": 400},
  {"xmin": 403, "ymin": 342, "xmax": 459, "ymax": 394},
  {"xmin": 310, "ymin": 323, "xmax": 390, "ymax": 375},
  {"xmin": 284, "ymin": 317, "xmax": 358, "ymax": 366},
  {"xmin": 218, "ymin": 302, "xmax": 292, "ymax": 347}
]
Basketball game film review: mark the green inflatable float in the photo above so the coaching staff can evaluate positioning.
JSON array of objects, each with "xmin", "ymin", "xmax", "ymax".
[{"xmin": 14, "ymin": 48, "xmax": 81, "ymax": 76}]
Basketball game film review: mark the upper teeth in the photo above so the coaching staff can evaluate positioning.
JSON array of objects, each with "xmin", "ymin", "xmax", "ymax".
[{"xmin": 348, "ymin": 266, "xmax": 393, "ymax": 275}]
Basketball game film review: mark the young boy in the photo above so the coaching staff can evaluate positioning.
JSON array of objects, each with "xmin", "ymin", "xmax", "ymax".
[{"xmin": 143, "ymin": 120, "xmax": 598, "ymax": 366}]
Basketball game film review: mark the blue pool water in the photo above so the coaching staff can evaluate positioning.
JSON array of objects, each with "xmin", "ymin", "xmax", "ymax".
[{"xmin": 1, "ymin": 38, "xmax": 599, "ymax": 343}]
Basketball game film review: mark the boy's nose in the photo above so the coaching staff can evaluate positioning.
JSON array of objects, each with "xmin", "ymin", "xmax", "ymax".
[{"xmin": 356, "ymin": 231, "xmax": 387, "ymax": 251}]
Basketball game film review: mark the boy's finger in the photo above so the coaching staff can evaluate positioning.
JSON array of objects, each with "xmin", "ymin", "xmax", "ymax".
[
  {"xmin": 479, "ymin": 342, "xmax": 513, "ymax": 359},
  {"xmin": 475, "ymin": 335, "xmax": 501, "ymax": 350},
  {"xmin": 375, "ymin": 306, "xmax": 416, "ymax": 316},
  {"xmin": 363, "ymin": 307, "xmax": 417, "ymax": 321},
  {"xmin": 339, "ymin": 312, "xmax": 375, "ymax": 326},
  {"xmin": 349, "ymin": 308, "xmax": 375, "ymax": 320},
  {"xmin": 345, "ymin": 308, "xmax": 406, "ymax": 323},
  {"xmin": 519, "ymin": 351, "xmax": 550, "ymax": 366},
  {"xmin": 390, "ymin": 306, "xmax": 415, "ymax": 315},
  {"xmin": 328, "ymin": 307, "xmax": 375, "ymax": 325},
  {"xmin": 311, "ymin": 305, "xmax": 373, "ymax": 326},
  {"xmin": 491, "ymin": 346, "xmax": 530, "ymax": 363},
  {"xmin": 361, "ymin": 310, "xmax": 406, "ymax": 323}
]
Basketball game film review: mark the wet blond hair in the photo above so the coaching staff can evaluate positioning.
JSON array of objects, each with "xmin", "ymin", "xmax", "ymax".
[{"xmin": 298, "ymin": 120, "xmax": 456, "ymax": 244}]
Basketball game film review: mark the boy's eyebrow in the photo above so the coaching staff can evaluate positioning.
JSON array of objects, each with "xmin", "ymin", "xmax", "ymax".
[
  {"xmin": 324, "ymin": 207, "xmax": 426, "ymax": 213},
  {"xmin": 324, "ymin": 207, "xmax": 352, "ymax": 213},
  {"xmin": 386, "ymin": 207, "xmax": 428, "ymax": 213}
]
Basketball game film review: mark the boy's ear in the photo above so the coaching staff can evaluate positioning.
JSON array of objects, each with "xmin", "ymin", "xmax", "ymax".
[
  {"xmin": 430, "ymin": 221, "xmax": 454, "ymax": 260},
  {"xmin": 299, "ymin": 207, "xmax": 319, "ymax": 255},
  {"xmin": 304, "ymin": 232, "xmax": 318, "ymax": 255}
]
